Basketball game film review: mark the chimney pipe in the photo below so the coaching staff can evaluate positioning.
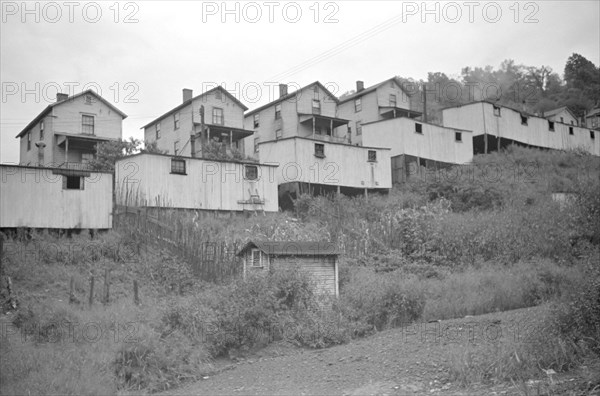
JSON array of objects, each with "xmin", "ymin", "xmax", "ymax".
[
  {"xmin": 183, "ymin": 88, "xmax": 193, "ymax": 103},
  {"xmin": 279, "ymin": 84, "xmax": 288, "ymax": 98},
  {"xmin": 56, "ymin": 93, "xmax": 68, "ymax": 102},
  {"xmin": 356, "ymin": 81, "xmax": 364, "ymax": 92}
]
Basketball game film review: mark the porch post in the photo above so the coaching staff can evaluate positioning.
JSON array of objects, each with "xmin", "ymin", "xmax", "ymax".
[
  {"xmin": 65, "ymin": 137, "xmax": 69, "ymax": 167},
  {"xmin": 312, "ymin": 116, "xmax": 315, "ymax": 137},
  {"xmin": 330, "ymin": 119, "xmax": 333, "ymax": 137},
  {"xmin": 230, "ymin": 130, "xmax": 233, "ymax": 148}
]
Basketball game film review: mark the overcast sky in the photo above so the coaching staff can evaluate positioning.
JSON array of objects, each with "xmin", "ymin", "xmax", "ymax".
[{"xmin": 1, "ymin": 0, "xmax": 599, "ymax": 164}]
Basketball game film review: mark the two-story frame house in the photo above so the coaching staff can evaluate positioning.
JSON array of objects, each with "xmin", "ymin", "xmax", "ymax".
[
  {"xmin": 243, "ymin": 82, "xmax": 392, "ymax": 207},
  {"xmin": 142, "ymin": 86, "xmax": 253, "ymax": 158},
  {"xmin": 336, "ymin": 78, "xmax": 422, "ymax": 146},
  {"xmin": 16, "ymin": 90, "xmax": 127, "ymax": 168},
  {"xmin": 585, "ymin": 108, "xmax": 600, "ymax": 131}
]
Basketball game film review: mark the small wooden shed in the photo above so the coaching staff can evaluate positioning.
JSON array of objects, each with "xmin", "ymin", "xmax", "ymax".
[{"xmin": 237, "ymin": 240, "xmax": 340, "ymax": 296}]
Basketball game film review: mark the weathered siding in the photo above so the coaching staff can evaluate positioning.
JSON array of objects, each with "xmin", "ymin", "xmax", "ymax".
[
  {"xmin": 258, "ymin": 137, "xmax": 392, "ymax": 189},
  {"xmin": 52, "ymin": 95, "xmax": 123, "ymax": 139},
  {"xmin": 115, "ymin": 153, "xmax": 279, "ymax": 212},
  {"xmin": 0, "ymin": 165, "xmax": 113, "ymax": 229},
  {"xmin": 272, "ymin": 255, "xmax": 337, "ymax": 296},
  {"xmin": 545, "ymin": 109, "xmax": 578, "ymax": 126},
  {"xmin": 145, "ymin": 103, "xmax": 194, "ymax": 157},
  {"xmin": 442, "ymin": 102, "xmax": 600, "ymax": 156},
  {"xmin": 362, "ymin": 118, "xmax": 473, "ymax": 164}
]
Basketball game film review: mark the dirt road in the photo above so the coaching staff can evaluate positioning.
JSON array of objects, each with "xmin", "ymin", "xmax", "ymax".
[{"xmin": 163, "ymin": 305, "xmax": 596, "ymax": 396}]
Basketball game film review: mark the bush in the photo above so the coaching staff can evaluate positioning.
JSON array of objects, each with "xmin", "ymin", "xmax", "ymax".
[{"xmin": 339, "ymin": 268, "xmax": 425, "ymax": 331}]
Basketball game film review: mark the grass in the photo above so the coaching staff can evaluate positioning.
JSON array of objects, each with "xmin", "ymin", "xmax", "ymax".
[{"xmin": 1, "ymin": 147, "xmax": 598, "ymax": 394}]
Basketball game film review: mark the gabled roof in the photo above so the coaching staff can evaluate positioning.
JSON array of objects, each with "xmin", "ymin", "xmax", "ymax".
[
  {"xmin": 141, "ymin": 86, "xmax": 248, "ymax": 130},
  {"xmin": 244, "ymin": 81, "xmax": 339, "ymax": 117},
  {"xmin": 441, "ymin": 100, "xmax": 536, "ymax": 117},
  {"xmin": 544, "ymin": 106, "xmax": 577, "ymax": 120},
  {"xmin": 237, "ymin": 240, "xmax": 340, "ymax": 257},
  {"xmin": 586, "ymin": 108, "xmax": 600, "ymax": 117},
  {"xmin": 338, "ymin": 77, "xmax": 412, "ymax": 104},
  {"xmin": 16, "ymin": 89, "xmax": 127, "ymax": 138}
]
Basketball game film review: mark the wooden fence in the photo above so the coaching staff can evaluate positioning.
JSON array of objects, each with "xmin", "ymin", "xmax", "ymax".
[{"xmin": 114, "ymin": 206, "xmax": 241, "ymax": 283}]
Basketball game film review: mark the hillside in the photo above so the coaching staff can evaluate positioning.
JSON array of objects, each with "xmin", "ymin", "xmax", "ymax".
[{"xmin": 1, "ymin": 146, "xmax": 599, "ymax": 395}]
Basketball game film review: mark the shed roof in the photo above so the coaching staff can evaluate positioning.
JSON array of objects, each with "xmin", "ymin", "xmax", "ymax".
[{"xmin": 237, "ymin": 240, "xmax": 340, "ymax": 257}]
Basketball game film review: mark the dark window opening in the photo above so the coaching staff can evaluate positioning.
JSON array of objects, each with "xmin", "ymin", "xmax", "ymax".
[
  {"xmin": 591, "ymin": 130, "xmax": 595, "ymax": 140},
  {"xmin": 275, "ymin": 104, "xmax": 281, "ymax": 119},
  {"xmin": 82, "ymin": 115, "xmax": 95, "ymax": 134},
  {"xmin": 455, "ymin": 131, "xmax": 462, "ymax": 142},
  {"xmin": 245, "ymin": 165, "xmax": 258, "ymax": 180},
  {"xmin": 314, "ymin": 143, "xmax": 325, "ymax": 158},
  {"xmin": 521, "ymin": 115, "xmax": 528, "ymax": 125},
  {"xmin": 354, "ymin": 98, "xmax": 362, "ymax": 112},
  {"xmin": 253, "ymin": 114, "xmax": 259, "ymax": 128},
  {"xmin": 356, "ymin": 121, "xmax": 362, "ymax": 135},
  {"xmin": 171, "ymin": 158, "xmax": 186, "ymax": 174},
  {"xmin": 312, "ymin": 99, "xmax": 321, "ymax": 114},
  {"xmin": 415, "ymin": 123, "xmax": 423, "ymax": 134},
  {"xmin": 27, "ymin": 132, "xmax": 31, "ymax": 151},
  {"xmin": 174, "ymin": 112, "xmax": 180, "ymax": 129},
  {"xmin": 569, "ymin": 127, "xmax": 574, "ymax": 135},
  {"xmin": 548, "ymin": 121, "xmax": 555, "ymax": 131},
  {"xmin": 368, "ymin": 150, "xmax": 377, "ymax": 162},
  {"xmin": 65, "ymin": 176, "xmax": 82, "ymax": 190},
  {"xmin": 419, "ymin": 158, "xmax": 427, "ymax": 167}
]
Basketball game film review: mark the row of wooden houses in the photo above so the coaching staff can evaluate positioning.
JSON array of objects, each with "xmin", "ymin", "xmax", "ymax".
[{"xmin": 3, "ymin": 78, "xmax": 600, "ymax": 230}]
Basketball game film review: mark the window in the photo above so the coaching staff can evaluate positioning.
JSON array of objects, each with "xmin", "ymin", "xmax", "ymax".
[
  {"xmin": 174, "ymin": 141, "xmax": 180, "ymax": 155},
  {"xmin": 368, "ymin": 150, "xmax": 377, "ymax": 162},
  {"xmin": 171, "ymin": 158, "xmax": 186, "ymax": 174},
  {"xmin": 39, "ymin": 120, "xmax": 44, "ymax": 140},
  {"xmin": 212, "ymin": 107, "xmax": 224, "ymax": 125},
  {"xmin": 174, "ymin": 112, "xmax": 180, "ymax": 130},
  {"xmin": 84, "ymin": 95, "xmax": 93, "ymax": 105},
  {"xmin": 591, "ymin": 130, "xmax": 595, "ymax": 140},
  {"xmin": 354, "ymin": 98, "xmax": 362, "ymax": 112},
  {"xmin": 520, "ymin": 115, "xmax": 528, "ymax": 126},
  {"xmin": 64, "ymin": 176, "xmax": 83, "ymax": 190},
  {"xmin": 275, "ymin": 129, "xmax": 282, "ymax": 139},
  {"xmin": 493, "ymin": 105, "xmax": 501, "ymax": 117},
  {"xmin": 254, "ymin": 137, "xmax": 259, "ymax": 153},
  {"xmin": 312, "ymin": 99, "xmax": 321, "ymax": 114},
  {"xmin": 548, "ymin": 121, "xmax": 555, "ymax": 131},
  {"xmin": 27, "ymin": 132, "xmax": 31, "ymax": 151},
  {"xmin": 275, "ymin": 104, "xmax": 281, "ymax": 119},
  {"xmin": 215, "ymin": 89, "xmax": 222, "ymax": 100},
  {"xmin": 250, "ymin": 248, "xmax": 266, "ymax": 268},
  {"xmin": 389, "ymin": 94, "xmax": 397, "ymax": 107},
  {"xmin": 313, "ymin": 85, "xmax": 319, "ymax": 95},
  {"xmin": 560, "ymin": 117, "xmax": 564, "ymax": 123},
  {"xmin": 156, "ymin": 122, "xmax": 161, "ymax": 139},
  {"xmin": 245, "ymin": 165, "xmax": 258, "ymax": 180},
  {"xmin": 455, "ymin": 131, "xmax": 462, "ymax": 142},
  {"xmin": 356, "ymin": 121, "xmax": 362, "ymax": 135},
  {"xmin": 253, "ymin": 113, "xmax": 260, "ymax": 128},
  {"xmin": 314, "ymin": 143, "xmax": 325, "ymax": 158},
  {"xmin": 569, "ymin": 127, "xmax": 574, "ymax": 135},
  {"xmin": 415, "ymin": 123, "xmax": 423, "ymax": 134},
  {"xmin": 82, "ymin": 115, "xmax": 94, "ymax": 134},
  {"xmin": 571, "ymin": 120, "xmax": 574, "ymax": 125}
]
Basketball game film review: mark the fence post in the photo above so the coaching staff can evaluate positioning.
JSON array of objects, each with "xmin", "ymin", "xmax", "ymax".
[
  {"xmin": 69, "ymin": 276, "xmax": 75, "ymax": 304},
  {"xmin": 133, "ymin": 280, "xmax": 140, "ymax": 305},
  {"xmin": 103, "ymin": 269, "xmax": 110, "ymax": 305},
  {"xmin": 88, "ymin": 276, "xmax": 94, "ymax": 307}
]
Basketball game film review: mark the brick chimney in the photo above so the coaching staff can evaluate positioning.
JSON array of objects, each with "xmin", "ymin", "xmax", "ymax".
[
  {"xmin": 56, "ymin": 93, "xmax": 68, "ymax": 102},
  {"xmin": 356, "ymin": 81, "xmax": 364, "ymax": 92},
  {"xmin": 279, "ymin": 84, "xmax": 288, "ymax": 98},
  {"xmin": 183, "ymin": 88, "xmax": 193, "ymax": 102}
]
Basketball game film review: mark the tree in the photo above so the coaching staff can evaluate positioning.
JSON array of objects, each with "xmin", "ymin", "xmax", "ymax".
[{"xmin": 89, "ymin": 137, "xmax": 165, "ymax": 171}]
